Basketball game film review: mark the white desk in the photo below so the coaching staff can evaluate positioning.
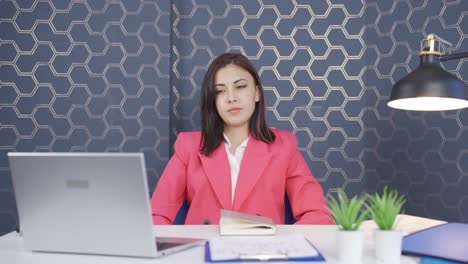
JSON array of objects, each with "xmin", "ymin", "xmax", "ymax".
[{"xmin": 0, "ymin": 225, "xmax": 420, "ymax": 264}]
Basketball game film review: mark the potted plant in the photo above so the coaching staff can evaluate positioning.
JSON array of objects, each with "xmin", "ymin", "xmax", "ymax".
[
  {"xmin": 365, "ymin": 186, "xmax": 406, "ymax": 264},
  {"xmin": 328, "ymin": 190, "xmax": 367, "ymax": 264}
]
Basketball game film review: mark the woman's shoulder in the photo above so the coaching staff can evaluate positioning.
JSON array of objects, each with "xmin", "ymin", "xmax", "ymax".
[
  {"xmin": 175, "ymin": 131, "xmax": 202, "ymax": 145},
  {"xmin": 270, "ymin": 128, "xmax": 295, "ymax": 139},
  {"xmin": 269, "ymin": 128, "xmax": 297, "ymax": 146},
  {"xmin": 168, "ymin": 132, "xmax": 201, "ymax": 161},
  {"xmin": 177, "ymin": 131, "xmax": 202, "ymax": 140}
]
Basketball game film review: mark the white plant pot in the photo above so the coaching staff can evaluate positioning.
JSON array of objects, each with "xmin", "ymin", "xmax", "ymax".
[
  {"xmin": 374, "ymin": 229, "xmax": 402, "ymax": 264},
  {"xmin": 336, "ymin": 230, "xmax": 364, "ymax": 264}
]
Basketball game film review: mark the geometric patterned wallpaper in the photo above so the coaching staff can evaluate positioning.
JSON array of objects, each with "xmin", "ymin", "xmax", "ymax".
[
  {"xmin": 0, "ymin": 0, "xmax": 171, "ymax": 234},
  {"xmin": 361, "ymin": 0, "xmax": 468, "ymax": 222},
  {"xmin": 170, "ymin": 0, "xmax": 468, "ymax": 223},
  {"xmin": 1, "ymin": 0, "xmax": 467, "ymax": 235}
]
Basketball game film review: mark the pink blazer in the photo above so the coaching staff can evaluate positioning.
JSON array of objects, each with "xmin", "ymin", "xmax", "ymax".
[{"xmin": 151, "ymin": 129, "xmax": 334, "ymax": 225}]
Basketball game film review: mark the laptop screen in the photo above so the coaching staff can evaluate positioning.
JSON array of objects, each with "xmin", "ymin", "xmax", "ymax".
[{"xmin": 9, "ymin": 152, "xmax": 159, "ymax": 258}]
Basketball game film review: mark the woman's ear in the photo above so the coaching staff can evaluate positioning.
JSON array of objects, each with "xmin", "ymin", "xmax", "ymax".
[{"xmin": 255, "ymin": 86, "xmax": 260, "ymax": 102}]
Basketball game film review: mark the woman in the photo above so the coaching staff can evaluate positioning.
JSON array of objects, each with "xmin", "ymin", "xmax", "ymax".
[{"xmin": 151, "ymin": 53, "xmax": 333, "ymax": 225}]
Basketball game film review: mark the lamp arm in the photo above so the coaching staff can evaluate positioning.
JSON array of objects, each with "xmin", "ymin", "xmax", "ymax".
[{"xmin": 440, "ymin": 52, "xmax": 468, "ymax": 62}]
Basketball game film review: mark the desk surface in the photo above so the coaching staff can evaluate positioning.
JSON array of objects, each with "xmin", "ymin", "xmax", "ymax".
[{"xmin": 0, "ymin": 225, "xmax": 420, "ymax": 264}]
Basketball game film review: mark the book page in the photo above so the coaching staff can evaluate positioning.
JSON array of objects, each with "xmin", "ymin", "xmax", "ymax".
[{"xmin": 208, "ymin": 235, "xmax": 319, "ymax": 261}]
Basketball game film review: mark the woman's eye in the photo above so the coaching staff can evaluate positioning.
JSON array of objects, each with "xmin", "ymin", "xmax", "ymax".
[
  {"xmin": 216, "ymin": 90, "xmax": 225, "ymax": 94},
  {"xmin": 237, "ymin": 85, "xmax": 247, "ymax": 89}
]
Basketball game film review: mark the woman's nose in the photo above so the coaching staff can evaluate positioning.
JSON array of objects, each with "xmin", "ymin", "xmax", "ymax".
[{"xmin": 227, "ymin": 89, "xmax": 237, "ymax": 103}]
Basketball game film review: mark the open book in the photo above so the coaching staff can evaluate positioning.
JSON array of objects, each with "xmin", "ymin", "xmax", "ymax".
[{"xmin": 219, "ymin": 209, "xmax": 276, "ymax": 236}]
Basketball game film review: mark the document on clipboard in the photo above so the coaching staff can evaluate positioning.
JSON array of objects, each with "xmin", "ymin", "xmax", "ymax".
[{"xmin": 205, "ymin": 234, "xmax": 325, "ymax": 262}]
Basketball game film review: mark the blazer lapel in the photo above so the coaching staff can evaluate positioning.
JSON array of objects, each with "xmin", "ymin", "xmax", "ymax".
[
  {"xmin": 233, "ymin": 137, "xmax": 272, "ymax": 210},
  {"xmin": 198, "ymin": 146, "xmax": 232, "ymax": 210}
]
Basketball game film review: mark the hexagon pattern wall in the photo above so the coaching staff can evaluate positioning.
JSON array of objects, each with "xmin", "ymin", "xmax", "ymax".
[
  {"xmin": 0, "ymin": 0, "xmax": 172, "ymax": 234},
  {"xmin": 1, "ymin": 0, "xmax": 467, "ymax": 235}
]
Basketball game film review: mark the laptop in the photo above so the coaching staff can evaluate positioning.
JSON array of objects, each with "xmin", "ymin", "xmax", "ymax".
[{"xmin": 8, "ymin": 152, "xmax": 204, "ymax": 258}]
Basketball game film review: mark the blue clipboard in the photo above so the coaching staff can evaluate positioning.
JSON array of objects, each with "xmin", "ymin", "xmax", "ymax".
[
  {"xmin": 402, "ymin": 223, "xmax": 468, "ymax": 263},
  {"xmin": 204, "ymin": 240, "xmax": 326, "ymax": 262}
]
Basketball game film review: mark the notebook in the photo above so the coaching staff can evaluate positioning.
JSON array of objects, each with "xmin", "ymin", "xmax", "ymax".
[
  {"xmin": 402, "ymin": 222, "xmax": 468, "ymax": 263},
  {"xmin": 8, "ymin": 152, "xmax": 205, "ymax": 258},
  {"xmin": 219, "ymin": 209, "xmax": 276, "ymax": 236}
]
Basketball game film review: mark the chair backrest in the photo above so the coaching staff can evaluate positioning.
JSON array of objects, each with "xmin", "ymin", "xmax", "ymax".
[
  {"xmin": 284, "ymin": 194, "xmax": 296, "ymax": 224},
  {"xmin": 174, "ymin": 200, "xmax": 189, "ymax": 224}
]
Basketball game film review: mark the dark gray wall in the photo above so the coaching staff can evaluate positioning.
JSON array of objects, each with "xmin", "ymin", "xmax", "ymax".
[
  {"xmin": 169, "ymin": 0, "xmax": 468, "ymax": 222},
  {"xmin": 0, "ymin": 0, "xmax": 172, "ymax": 234},
  {"xmin": 1, "ymin": 0, "xmax": 467, "ymax": 235}
]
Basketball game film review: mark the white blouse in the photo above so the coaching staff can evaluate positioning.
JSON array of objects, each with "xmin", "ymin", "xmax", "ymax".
[{"xmin": 223, "ymin": 134, "xmax": 249, "ymax": 203}]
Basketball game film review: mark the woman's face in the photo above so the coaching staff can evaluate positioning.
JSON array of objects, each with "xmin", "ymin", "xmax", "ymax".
[{"xmin": 214, "ymin": 64, "xmax": 260, "ymax": 131}]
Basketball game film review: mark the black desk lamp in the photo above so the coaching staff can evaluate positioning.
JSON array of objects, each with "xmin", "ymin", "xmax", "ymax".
[{"xmin": 388, "ymin": 34, "xmax": 468, "ymax": 111}]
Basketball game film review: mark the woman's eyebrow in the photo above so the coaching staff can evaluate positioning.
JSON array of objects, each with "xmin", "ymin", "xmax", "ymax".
[
  {"xmin": 215, "ymin": 78, "xmax": 247, "ymax": 87},
  {"xmin": 233, "ymin": 78, "xmax": 247, "ymax": 84}
]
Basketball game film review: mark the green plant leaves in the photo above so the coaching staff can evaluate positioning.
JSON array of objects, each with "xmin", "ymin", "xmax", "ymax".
[
  {"xmin": 327, "ymin": 190, "xmax": 367, "ymax": 231},
  {"xmin": 327, "ymin": 186, "xmax": 406, "ymax": 231},
  {"xmin": 365, "ymin": 187, "xmax": 406, "ymax": 230}
]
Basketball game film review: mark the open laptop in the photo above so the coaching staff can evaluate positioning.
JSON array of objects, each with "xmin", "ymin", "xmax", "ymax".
[{"xmin": 8, "ymin": 152, "xmax": 204, "ymax": 258}]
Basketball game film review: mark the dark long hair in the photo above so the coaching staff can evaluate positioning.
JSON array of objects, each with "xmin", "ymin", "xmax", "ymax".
[{"xmin": 200, "ymin": 53, "xmax": 275, "ymax": 156}]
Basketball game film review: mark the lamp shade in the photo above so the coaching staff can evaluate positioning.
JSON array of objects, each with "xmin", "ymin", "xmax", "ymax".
[{"xmin": 388, "ymin": 54, "xmax": 468, "ymax": 111}]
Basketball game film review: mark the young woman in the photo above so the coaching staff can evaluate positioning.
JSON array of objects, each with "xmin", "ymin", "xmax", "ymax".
[{"xmin": 151, "ymin": 53, "xmax": 333, "ymax": 225}]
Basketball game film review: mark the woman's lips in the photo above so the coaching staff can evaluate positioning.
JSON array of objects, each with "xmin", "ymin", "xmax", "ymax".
[{"xmin": 228, "ymin": 107, "xmax": 241, "ymax": 114}]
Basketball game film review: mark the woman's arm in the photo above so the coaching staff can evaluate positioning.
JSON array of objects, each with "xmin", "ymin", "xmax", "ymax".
[
  {"xmin": 150, "ymin": 133, "xmax": 188, "ymax": 224},
  {"xmin": 285, "ymin": 133, "xmax": 334, "ymax": 225}
]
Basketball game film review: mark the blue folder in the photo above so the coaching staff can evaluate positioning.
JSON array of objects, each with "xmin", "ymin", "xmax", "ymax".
[
  {"xmin": 419, "ymin": 256, "xmax": 462, "ymax": 264},
  {"xmin": 402, "ymin": 223, "xmax": 468, "ymax": 263}
]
